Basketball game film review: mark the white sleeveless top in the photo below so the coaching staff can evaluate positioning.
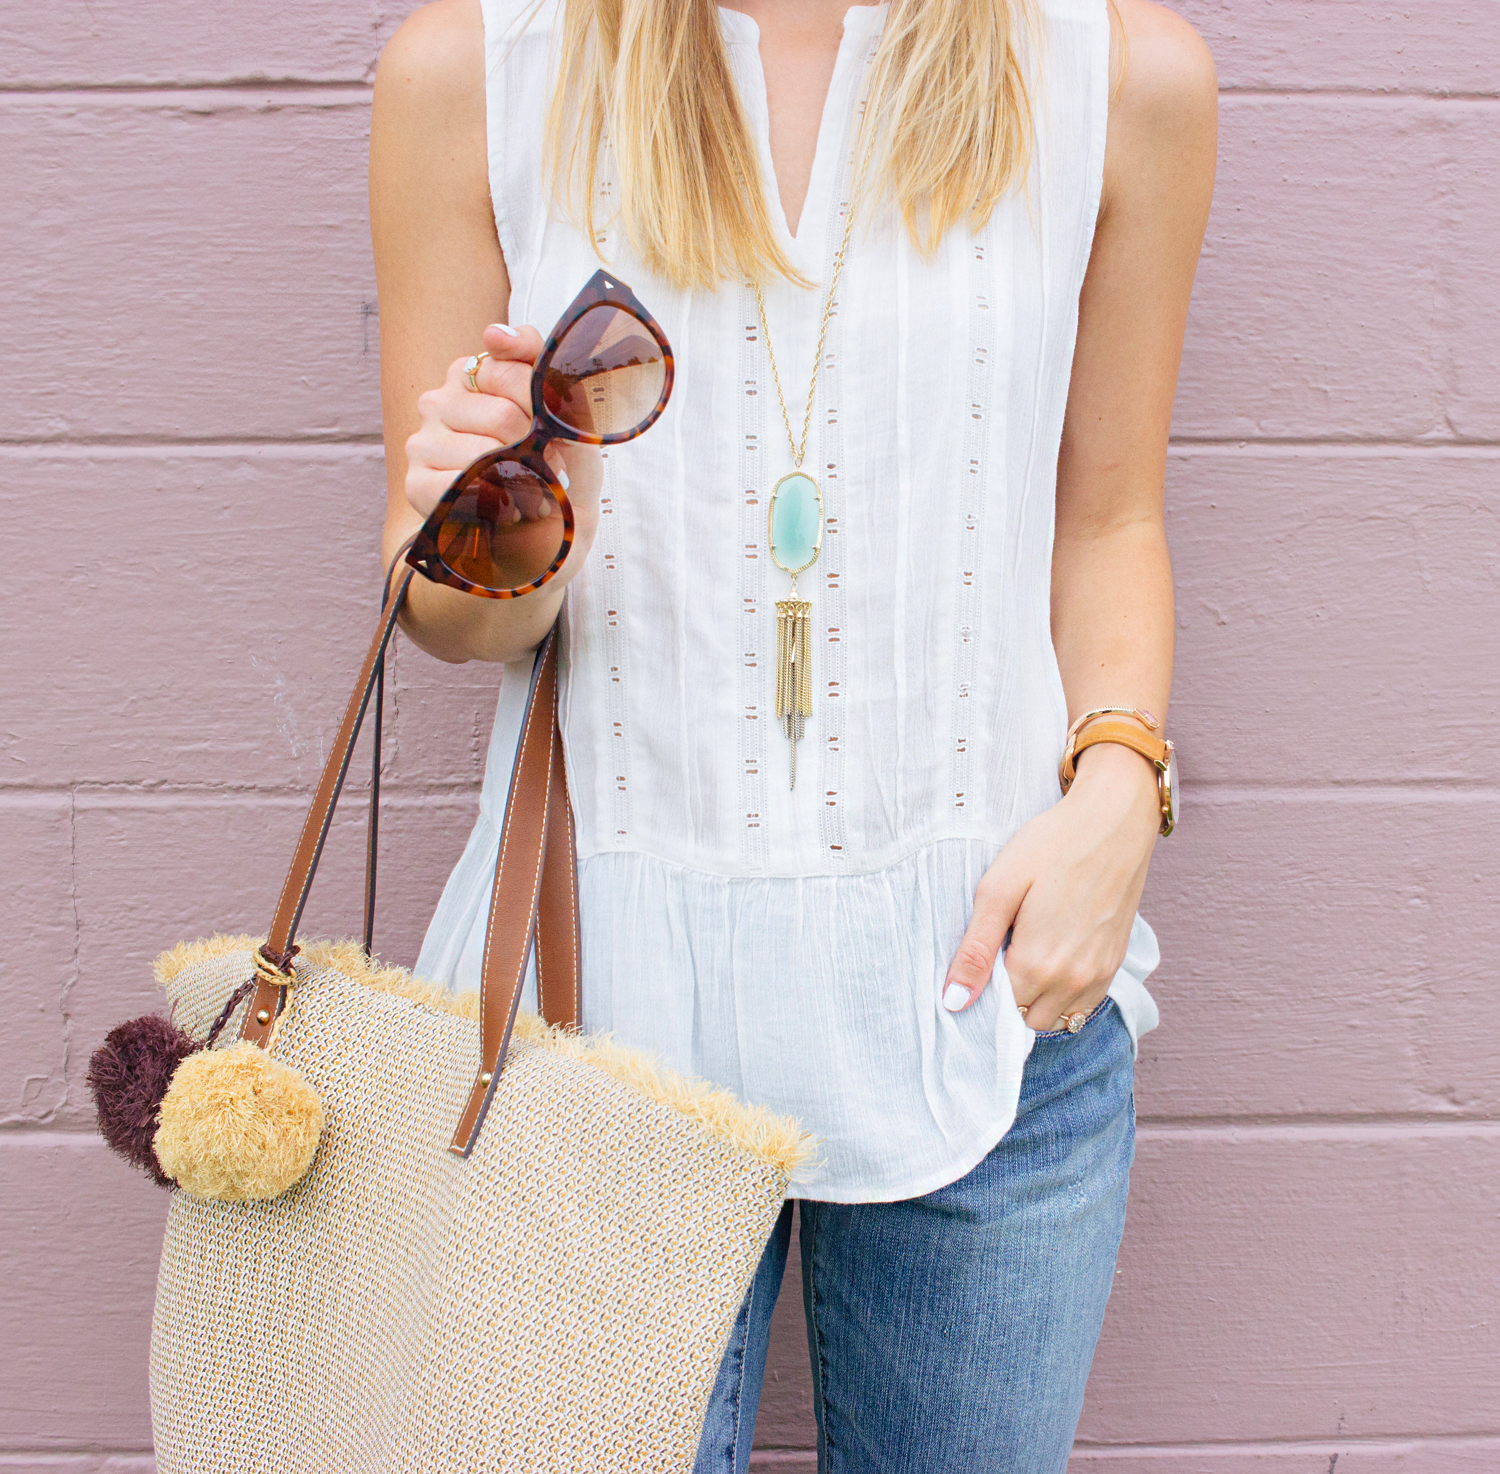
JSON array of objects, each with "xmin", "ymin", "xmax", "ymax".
[{"xmin": 416, "ymin": 0, "xmax": 1160, "ymax": 1202}]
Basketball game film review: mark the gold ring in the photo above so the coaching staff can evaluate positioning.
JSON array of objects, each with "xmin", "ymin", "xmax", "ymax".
[
  {"xmin": 1062, "ymin": 1011, "xmax": 1089, "ymax": 1034},
  {"xmin": 463, "ymin": 352, "xmax": 490, "ymax": 393}
]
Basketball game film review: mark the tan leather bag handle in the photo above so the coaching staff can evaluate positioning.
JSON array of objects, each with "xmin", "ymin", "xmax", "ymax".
[{"xmin": 238, "ymin": 569, "xmax": 580, "ymax": 1157}]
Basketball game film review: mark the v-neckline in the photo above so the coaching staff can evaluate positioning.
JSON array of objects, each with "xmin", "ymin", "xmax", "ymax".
[{"xmin": 719, "ymin": 6, "xmax": 884, "ymax": 256}]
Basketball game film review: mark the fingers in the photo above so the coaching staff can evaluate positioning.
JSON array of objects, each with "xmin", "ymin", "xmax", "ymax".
[
  {"xmin": 469, "ymin": 322, "xmax": 544, "ymax": 410},
  {"xmin": 541, "ymin": 441, "xmax": 572, "ymax": 486},
  {"xmin": 434, "ymin": 323, "xmax": 546, "ymax": 439},
  {"xmin": 1003, "ymin": 929, "xmax": 1116, "ymax": 1033},
  {"xmin": 481, "ymin": 320, "xmax": 544, "ymax": 364},
  {"xmin": 405, "ymin": 423, "xmax": 505, "ymax": 477},
  {"xmin": 469, "ymin": 347, "xmax": 536, "ymax": 410},
  {"xmin": 403, "ymin": 323, "xmax": 554, "ymax": 522},
  {"xmin": 945, "ymin": 793, "xmax": 1147, "ymax": 1030},
  {"xmin": 1007, "ymin": 974, "xmax": 1087, "ymax": 1035},
  {"xmin": 438, "ymin": 346, "xmax": 531, "ymax": 433},
  {"xmin": 942, "ymin": 859, "xmax": 1030, "ymax": 1014},
  {"xmin": 432, "ymin": 379, "xmax": 533, "ymax": 446}
]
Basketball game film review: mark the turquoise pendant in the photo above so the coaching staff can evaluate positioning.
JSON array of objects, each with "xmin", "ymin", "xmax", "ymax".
[
  {"xmin": 768, "ymin": 472, "xmax": 823, "ymax": 576},
  {"xmin": 768, "ymin": 471, "xmax": 821, "ymax": 789}
]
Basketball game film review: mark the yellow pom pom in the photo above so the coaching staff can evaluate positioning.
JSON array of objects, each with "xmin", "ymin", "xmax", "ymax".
[{"xmin": 154, "ymin": 1041, "xmax": 324, "ymax": 1202}]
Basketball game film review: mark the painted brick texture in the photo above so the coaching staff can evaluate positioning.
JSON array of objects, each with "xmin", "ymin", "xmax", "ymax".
[{"xmin": 2, "ymin": 4, "xmax": 1495, "ymax": 1471}]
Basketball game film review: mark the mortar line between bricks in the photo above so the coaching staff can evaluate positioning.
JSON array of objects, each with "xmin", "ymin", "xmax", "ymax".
[
  {"xmin": 0, "ymin": 82, "xmax": 373, "ymax": 105},
  {"xmin": 1139, "ymin": 1112, "xmax": 1500, "ymax": 1131},
  {"xmin": 1136, "ymin": 1121, "xmax": 1500, "ymax": 1144},
  {"xmin": 1169, "ymin": 782, "xmax": 1500, "ymax": 799},
  {"xmin": 0, "ymin": 1456, "xmax": 156, "ymax": 1466},
  {"xmin": 0, "ymin": 1449, "xmax": 156, "ymax": 1460},
  {"xmin": 0, "ymin": 435, "xmax": 385, "ymax": 454},
  {"xmin": 0, "ymin": 75, "xmax": 371, "ymax": 89},
  {"xmin": 1217, "ymin": 86, "xmax": 1500, "ymax": 102},
  {"xmin": 1167, "ymin": 439, "xmax": 1500, "ymax": 456},
  {"xmin": 0, "ymin": 786, "xmax": 485, "ymax": 806},
  {"xmin": 1073, "ymin": 1431, "xmax": 1500, "ymax": 1453},
  {"xmin": 1167, "ymin": 434, "xmax": 1500, "ymax": 449}
]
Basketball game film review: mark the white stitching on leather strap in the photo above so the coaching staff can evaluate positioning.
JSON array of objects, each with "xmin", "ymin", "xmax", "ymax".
[
  {"xmin": 537, "ymin": 724, "xmax": 575, "ymax": 1029},
  {"xmin": 480, "ymin": 647, "xmax": 552, "ymax": 1059},
  {"xmin": 496, "ymin": 729, "xmax": 552, "ymax": 1052},
  {"xmin": 565, "ymin": 778, "xmax": 579, "ymax": 1024},
  {"xmin": 517, "ymin": 762, "xmax": 552, "ymax": 1022}
]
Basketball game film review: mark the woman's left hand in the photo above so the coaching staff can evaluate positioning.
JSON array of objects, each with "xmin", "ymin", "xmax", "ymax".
[{"xmin": 942, "ymin": 743, "xmax": 1162, "ymax": 1031}]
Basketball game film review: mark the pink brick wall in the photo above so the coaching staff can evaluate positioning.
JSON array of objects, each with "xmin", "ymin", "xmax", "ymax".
[{"xmin": 2, "ymin": 3, "xmax": 1495, "ymax": 1469}]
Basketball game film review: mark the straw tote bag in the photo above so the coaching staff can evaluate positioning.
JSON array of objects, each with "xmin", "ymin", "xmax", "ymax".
[{"xmin": 91, "ymin": 569, "xmax": 809, "ymax": 1472}]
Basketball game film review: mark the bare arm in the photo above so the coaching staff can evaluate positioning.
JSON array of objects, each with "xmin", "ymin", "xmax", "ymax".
[
  {"xmin": 371, "ymin": 0, "xmax": 597, "ymax": 663},
  {"xmin": 1053, "ymin": 0, "xmax": 1215, "ymax": 744},
  {"xmin": 943, "ymin": 0, "xmax": 1217, "ymax": 1026}
]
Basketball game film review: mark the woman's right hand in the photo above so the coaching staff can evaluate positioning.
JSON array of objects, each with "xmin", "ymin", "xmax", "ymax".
[{"xmin": 404, "ymin": 321, "xmax": 603, "ymax": 562}]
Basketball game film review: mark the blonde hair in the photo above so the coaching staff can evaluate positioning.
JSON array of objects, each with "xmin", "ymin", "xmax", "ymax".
[{"xmin": 545, "ymin": 0, "xmax": 1037, "ymax": 291}]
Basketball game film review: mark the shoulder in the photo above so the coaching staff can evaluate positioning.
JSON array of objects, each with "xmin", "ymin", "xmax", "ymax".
[
  {"xmin": 1107, "ymin": 0, "xmax": 1217, "ymax": 139},
  {"xmin": 1099, "ymin": 0, "xmax": 1216, "ymax": 217},
  {"xmin": 374, "ymin": 0, "xmax": 485, "ymax": 119},
  {"xmin": 371, "ymin": 0, "xmax": 491, "ymax": 227}
]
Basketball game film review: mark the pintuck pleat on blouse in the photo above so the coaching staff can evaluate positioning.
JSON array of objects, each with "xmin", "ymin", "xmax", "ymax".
[{"xmin": 416, "ymin": 0, "xmax": 1160, "ymax": 1202}]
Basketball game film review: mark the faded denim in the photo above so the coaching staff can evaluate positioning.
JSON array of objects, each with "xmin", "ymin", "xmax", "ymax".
[{"xmin": 693, "ymin": 999, "xmax": 1136, "ymax": 1474}]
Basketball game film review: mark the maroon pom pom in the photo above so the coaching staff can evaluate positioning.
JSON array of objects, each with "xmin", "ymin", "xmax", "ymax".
[{"xmin": 88, "ymin": 1015, "xmax": 201, "ymax": 1187}]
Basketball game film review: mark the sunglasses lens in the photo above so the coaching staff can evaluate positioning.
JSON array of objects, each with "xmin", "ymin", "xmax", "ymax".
[
  {"xmin": 433, "ymin": 458, "xmax": 565, "ymax": 592},
  {"xmin": 542, "ymin": 305, "xmax": 667, "ymax": 438}
]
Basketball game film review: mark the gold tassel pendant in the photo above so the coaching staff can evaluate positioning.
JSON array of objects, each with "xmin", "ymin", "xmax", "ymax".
[{"xmin": 775, "ymin": 595, "xmax": 813, "ymax": 789}]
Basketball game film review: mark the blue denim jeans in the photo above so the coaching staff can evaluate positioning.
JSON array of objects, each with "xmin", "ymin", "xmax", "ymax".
[{"xmin": 693, "ymin": 998, "xmax": 1136, "ymax": 1474}]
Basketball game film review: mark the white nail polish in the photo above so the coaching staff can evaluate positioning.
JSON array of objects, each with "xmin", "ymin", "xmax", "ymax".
[
  {"xmin": 942, "ymin": 983, "xmax": 970, "ymax": 1013},
  {"xmin": 490, "ymin": 322, "xmax": 519, "ymax": 337},
  {"xmin": 556, "ymin": 466, "xmax": 570, "ymax": 490}
]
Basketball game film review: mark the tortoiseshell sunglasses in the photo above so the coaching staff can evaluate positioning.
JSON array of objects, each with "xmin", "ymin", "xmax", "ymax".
[{"xmin": 406, "ymin": 269, "xmax": 675, "ymax": 598}]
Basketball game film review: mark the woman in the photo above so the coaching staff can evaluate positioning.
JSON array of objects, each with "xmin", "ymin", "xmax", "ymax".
[{"xmin": 371, "ymin": 0, "xmax": 1215, "ymax": 1468}]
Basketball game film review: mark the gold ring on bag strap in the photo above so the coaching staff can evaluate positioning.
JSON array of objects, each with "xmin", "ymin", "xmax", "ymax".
[{"xmin": 237, "ymin": 570, "xmax": 581, "ymax": 1160}]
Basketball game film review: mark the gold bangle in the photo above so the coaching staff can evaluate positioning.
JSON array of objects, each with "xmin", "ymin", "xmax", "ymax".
[
  {"xmin": 1059, "ymin": 707, "xmax": 1161, "ymax": 796},
  {"xmin": 1063, "ymin": 707, "xmax": 1158, "ymax": 748}
]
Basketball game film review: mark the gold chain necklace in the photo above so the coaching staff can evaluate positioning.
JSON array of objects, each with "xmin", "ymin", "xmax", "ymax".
[{"xmin": 754, "ymin": 197, "xmax": 857, "ymax": 790}]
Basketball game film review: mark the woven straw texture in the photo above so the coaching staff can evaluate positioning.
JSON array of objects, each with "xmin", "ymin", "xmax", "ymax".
[{"xmin": 150, "ymin": 939, "xmax": 804, "ymax": 1473}]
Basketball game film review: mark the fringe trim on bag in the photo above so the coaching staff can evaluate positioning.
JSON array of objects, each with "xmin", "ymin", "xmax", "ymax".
[{"xmin": 156, "ymin": 935, "xmax": 818, "ymax": 1181}]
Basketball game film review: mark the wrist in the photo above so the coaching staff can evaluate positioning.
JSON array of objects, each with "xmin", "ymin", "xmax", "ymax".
[
  {"xmin": 1070, "ymin": 738, "xmax": 1160, "ymax": 803},
  {"xmin": 1080, "ymin": 743, "xmax": 1158, "ymax": 791},
  {"xmin": 1059, "ymin": 706, "xmax": 1177, "ymax": 836},
  {"xmin": 1066, "ymin": 742, "xmax": 1164, "ymax": 841}
]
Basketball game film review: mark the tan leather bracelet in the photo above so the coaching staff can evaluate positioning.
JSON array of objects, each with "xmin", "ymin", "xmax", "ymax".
[{"xmin": 1059, "ymin": 709, "xmax": 1177, "ymax": 836}]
